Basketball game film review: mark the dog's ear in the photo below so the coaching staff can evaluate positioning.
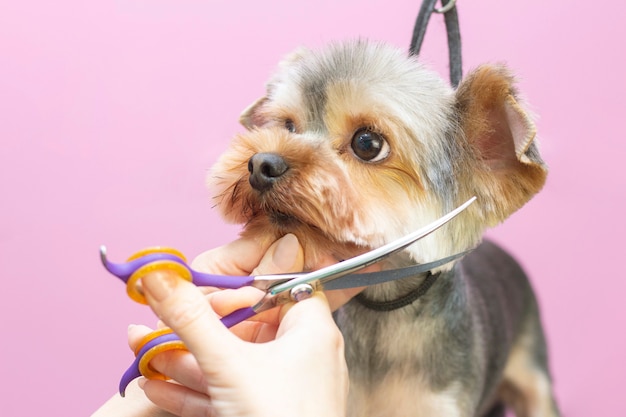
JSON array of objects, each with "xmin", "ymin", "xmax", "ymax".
[
  {"xmin": 456, "ymin": 65, "xmax": 547, "ymax": 225},
  {"xmin": 239, "ymin": 47, "xmax": 312, "ymax": 131},
  {"xmin": 239, "ymin": 96, "xmax": 268, "ymax": 130}
]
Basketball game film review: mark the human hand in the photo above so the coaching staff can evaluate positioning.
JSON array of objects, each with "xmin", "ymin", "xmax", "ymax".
[
  {"xmin": 92, "ymin": 235, "xmax": 304, "ymax": 417},
  {"xmin": 192, "ymin": 234, "xmax": 368, "ymax": 315},
  {"xmin": 135, "ymin": 234, "xmax": 350, "ymax": 417}
]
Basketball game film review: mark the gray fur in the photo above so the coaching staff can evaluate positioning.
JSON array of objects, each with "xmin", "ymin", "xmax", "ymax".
[{"xmin": 337, "ymin": 241, "xmax": 558, "ymax": 416}]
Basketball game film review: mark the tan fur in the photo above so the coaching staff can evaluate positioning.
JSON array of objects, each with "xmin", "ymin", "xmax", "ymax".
[
  {"xmin": 455, "ymin": 65, "xmax": 547, "ymax": 227},
  {"xmin": 499, "ymin": 327, "xmax": 560, "ymax": 417},
  {"xmin": 350, "ymin": 375, "xmax": 470, "ymax": 417}
]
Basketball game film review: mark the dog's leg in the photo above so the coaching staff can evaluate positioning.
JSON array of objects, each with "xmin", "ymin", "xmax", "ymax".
[{"xmin": 498, "ymin": 306, "xmax": 561, "ymax": 417}]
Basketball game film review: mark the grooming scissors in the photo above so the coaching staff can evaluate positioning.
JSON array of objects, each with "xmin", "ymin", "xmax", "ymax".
[{"xmin": 100, "ymin": 196, "xmax": 476, "ymax": 395}]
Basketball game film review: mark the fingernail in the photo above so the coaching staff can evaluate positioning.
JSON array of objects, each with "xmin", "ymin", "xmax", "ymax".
[
  {"xmin": 137, "ymin": 378, "xmax": 146, "ymax": 389},
  {"xmin": 142, "ymin": 271, "xmax": 178, "ymax": 302},
  {"xmin": 127, "ymin": 324, "xmax": 137, "ymax": 332},
  {"xmin": 273, "ymin": 234, "xmax": 299, "ymax": 270}
]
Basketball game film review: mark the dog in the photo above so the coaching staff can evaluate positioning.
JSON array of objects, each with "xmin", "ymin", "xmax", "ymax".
[{"xmin": 209, "ymin": 40, "xmax": 560, "ymax": 417}]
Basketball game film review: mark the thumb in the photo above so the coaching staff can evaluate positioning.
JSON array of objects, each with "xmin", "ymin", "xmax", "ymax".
[
  {"xmin": 209, "ymin": 233, "xmax": 305, "ymax": 325},
  {"xmin": 276, "ymin": 292, "xmax": 341, "ymax": 344},
  {"xmin": 141, "ymin": 269, "xmax": 239, "ymax": 370},
  {"xmin": 251, "ymin": 233, "xmax": 304, "ymax": 276},
  {"xmin": 210, "ymin": 233, "xmax": 304, "ymax": 311}
]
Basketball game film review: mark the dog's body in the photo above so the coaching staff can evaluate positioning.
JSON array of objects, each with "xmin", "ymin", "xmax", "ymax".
[
  {"xmin": 210, "ymin": 40, "xmax": 560, "ymax": 416},
  {"xmin": 338, "ymin": 240, "xmax": 557, "ymax": 417}
]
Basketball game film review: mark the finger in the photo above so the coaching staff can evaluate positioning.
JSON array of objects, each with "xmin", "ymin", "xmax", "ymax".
[
  {"xmin": 127, "ymin": 324, "xmax": 154, "ymax": 351},
  {"xmin": 140, "ymin": 269, "xmax": 240, "ymax": 373},
  {"xmin": 250, "ymin": 233, "xmax": 304, "ymax": 276},
  {"xmin": 275, "ymin": 292, "xmax": 345, "ymax": 354},
  {"xmin": 229, "ymin": 320, "xmax": 280, "ymax": 343},
  {"xmin": 208, "ymin": 287, "xmax": 281, "ymax": 342},
  {"xmin": 208, "ymin": 287, "xmax": 265, "ymax": 316},
  {"xmin": 190, "ymin": 234, "xmax": 303, "ymax": 341},
  {"xmin": 127, "ymin": 321, "xmax": 208, "ymax": 392},
  {"xmin": 190, "ymin": 237, "xmax": 268, "ymax": 275},
  {"xmin": 222, "ymin": 234, "xmax": 303, "ymax": 340},
  {"xmin": 140, "ymin": 379, "xmax": 216, "ymax": 417},
  {"xmin": 204, "ymin": 234, "xmax": 304, "ymax": 342},
  {"xmin": 144, "ymin": 347, "xmax": 206, "ymax": 393},
  {"xmin": 195, "ymin": 234, "xmax": 303, "ymax": 317},
  {"xmin": 208, "ymin": 287, "xmax": 284, "ymax": 326},
  {"xmin": 277, "ymin": 291, "xmax": 334, "ymax": 332}
]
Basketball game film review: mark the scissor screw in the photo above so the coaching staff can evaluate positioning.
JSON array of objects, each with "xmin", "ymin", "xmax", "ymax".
[{"xmin": 290, "ymin": 283, "xmax": 314, "ymax": 302}]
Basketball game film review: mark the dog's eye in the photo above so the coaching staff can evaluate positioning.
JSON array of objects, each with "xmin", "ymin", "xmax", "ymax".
[
  {"xmin": 284, "ymin": 119, "xmax": 297, "ymax": 133},
  {"xmin": 351, "ymin": 129, "xmax": 390, "ymax": 162}
]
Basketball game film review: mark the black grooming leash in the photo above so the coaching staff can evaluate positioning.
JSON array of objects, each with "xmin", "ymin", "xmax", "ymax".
[
  {"xmin": 354, "ymin": 271, "xmax": 441, "ymax": 311},
  {"xmin": 409, "ymin": 0, "xmax": 462, "ymax": 87}
]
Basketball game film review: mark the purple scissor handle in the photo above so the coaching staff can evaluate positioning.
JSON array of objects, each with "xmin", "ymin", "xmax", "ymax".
[
  {"xmin": 100, "ymin": 246, "xmax": 262, "ymax": 301},
  {"xmin": 115, "ymin": 308, "xmax": 259, "ymax": 396},
  {"xmin": 100, "ymin": 196, "xmax": 476, "ymax": 396},
  {"xmin": 100, "ymin": 246, "xmax": 302, "ymax": 395}
]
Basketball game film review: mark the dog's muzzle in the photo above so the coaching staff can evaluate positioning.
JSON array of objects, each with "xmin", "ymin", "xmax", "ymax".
[{"xmin": 248, "ymin": 152, "xmax": 289, "ymax": 192}]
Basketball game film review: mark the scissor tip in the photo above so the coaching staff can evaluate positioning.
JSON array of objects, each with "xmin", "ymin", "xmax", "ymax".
[{"xmin": 99, "ymin": 245, "xmax": 108, "ymax": 264}]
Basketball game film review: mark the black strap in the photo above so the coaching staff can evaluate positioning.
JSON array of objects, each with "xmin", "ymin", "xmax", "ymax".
[
  {"xmin": 354, "ymin": 271, "xmax": 441, "ymax": 311},
  {"xmin": 409, "ymin": 0, "xmax": 462, "ymax": 88}
]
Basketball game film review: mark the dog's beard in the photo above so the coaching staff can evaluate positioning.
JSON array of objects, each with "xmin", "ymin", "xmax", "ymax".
[
  {"xmin": 229, "ymin": 175, "xmax": 325, "ymax": 234},
  {"xmin": 209, "ymin": 130, "xmax": 377, "ymax": 265},
  {"xmin": 221, "ymin": 182, "xmax": 370, "ymax": 266}
]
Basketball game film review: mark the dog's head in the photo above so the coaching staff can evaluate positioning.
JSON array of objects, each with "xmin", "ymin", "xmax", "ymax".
[{"xmin": 209, "ymin": 41, "xmax": 546, "ymax": 267}]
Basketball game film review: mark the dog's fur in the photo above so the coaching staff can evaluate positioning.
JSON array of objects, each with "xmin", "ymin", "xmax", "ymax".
[{"xmin": 210, "ymin": 40, "xmax": 560, "ymax": 417}]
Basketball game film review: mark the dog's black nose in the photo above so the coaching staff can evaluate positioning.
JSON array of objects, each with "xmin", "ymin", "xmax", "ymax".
[{"xmin": 248, "ymin": 153, "xmax": 289, "ymax": 192}]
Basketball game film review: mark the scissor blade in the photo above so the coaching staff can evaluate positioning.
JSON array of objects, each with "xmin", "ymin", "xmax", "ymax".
[
  {"xmin": 321, "ymin": 250, "xmax": 470, "ymax": 290},
  {"xmin": 269, "ymin": 196, "xmax": 476, "ymax": 295}
]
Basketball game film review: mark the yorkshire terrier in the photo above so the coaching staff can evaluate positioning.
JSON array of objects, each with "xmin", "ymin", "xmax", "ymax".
[{"xmin": 209, "ymin": 40, "xmax": 560, "ymax": 417}]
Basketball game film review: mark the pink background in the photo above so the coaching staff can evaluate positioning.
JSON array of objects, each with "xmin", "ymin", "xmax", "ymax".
[{"xmin": 1, "ymin": 1, "xmax": 624, "ymax": 415}]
